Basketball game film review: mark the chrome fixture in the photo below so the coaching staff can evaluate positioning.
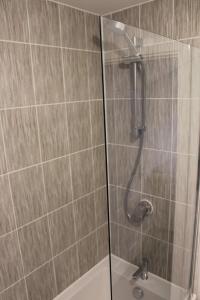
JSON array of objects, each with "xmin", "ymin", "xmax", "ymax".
[
  {"xmin": 105, "ymin": 18, "xmax": 146, "ymax": 225},
  {"xmin": 133, "ymin": 287, "xmax": 144, "ymax": 299},
  {"xmin": 132, "ymin": 258, "xmax": 149, "ymax": 281},
  {"xmin": 129, "ymin": 199, "xmax": 153, "ymax": 226},
  {"xmin": 104, "ymin": 19, "xmax": 143, "ymax": 60}
]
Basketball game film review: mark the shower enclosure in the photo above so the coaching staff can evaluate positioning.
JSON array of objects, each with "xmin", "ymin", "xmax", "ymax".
[{"xmin": 101, "ymin": 17, "xmax": 200, "ymax": 300}]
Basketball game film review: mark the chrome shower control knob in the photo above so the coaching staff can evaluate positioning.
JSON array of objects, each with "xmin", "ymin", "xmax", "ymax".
[
  {"xmin": 129, "ymin": 199, "xmax": 153, "ymax": 225},
  {"xmin": 140, "ymin": 199, "xmax": 153, "ymax": 215}
]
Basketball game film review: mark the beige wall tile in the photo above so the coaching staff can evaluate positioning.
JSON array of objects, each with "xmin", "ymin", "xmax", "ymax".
[
  {"xmin": 71, "ymin": 149, "xmax": 94, "ymax": 199},
  {"xmin": 112, "ymin": 6, "xmax": 139, "ymax": 27},
  {"xmin": 43, "ymin": 157, "xmax": 72, "ymax": 212},
  {"xmin": 26, "ymin": 261, "xmax": 56, "ymax": 300},
  {"xmin": 1, "ymin": 108, "xmax": 40, "ymax": 171},
  {"xmin": 0, "ymin": 0, "xmax": 105, "ymax": 294},
  {"xmin": 144, "ymin": 99, "xmax": 172, "ymax": 151},
  {"xmin": 171, "ymin": 153, "xmax": 198, "ymax": 205},
  {"xmin": 78, "ymin": 232, "xmax": 97, "ymax": 276},
  {"xmin": 0, "ymin": 0, "xmax": 29, "ymax": 42},
  {"xmin": 0, "ymin": 232, "xmax": 23, "ymax": 292},
  {"xmin": 118, "ymin": 226, "xmax": 141, "ymax": 265},
  {"xmin": 93, "ymin": 145, "xmax": 106, "ymax": 189},
  {"xmin": 143, "ymin": 49, "xmax": 176, "ymax": 99},
  {"xmin": 114, "ymin": 99, "xmax": 140, "ymax": 146},
  {"xmin": 140, "ymin": 0, "xmax": 173, "ymax": 38},
  {"xmin": 142, "ymin": 149, "xmax": 171, "ymax": 199},
  {"xmin": 104, "ymin": 63, "xmax": 115, "ymax": 100},
  {"xmin": 0, "ymin": 280, "xmax": 27, "ymax": 300},
  {"xmin": 54, "ymin": 245, "xmax": 79, "ymax": 293},
  {"xmin": 109, "ymin": 186, "xmax": 118, "ymax": 223},
  {"xmin": 67, "ymin": 102, "xmax": 92, "ymax": 152},
  {"xmin": 32, "ymin": 46, "xmax": 64, "ymax": 104},
  {"xmin": 107, "ymin": 144, "xmax": 117, "ymax": 185},
  {"xmin": 97, "ymin": 224, "xmax": 109, "ymax": 261},
  {"xmin": 0, "ymin": 42, "xmax": 34, "ymax": 108},
  {"xmin": 88, "ymin": 53, "xmax": 103, "ymax": 99},
  {"xmin": 0, "ymin": 175, "xmax": 15, "ymax": 236},
  {"xmin": 10, "ymin": 166, "xmax": 46, "ymax": 227},
  {"xmin": 37, "ymin": 104, "xmax": 69, "ymax": 160},
  {"xmin": 74, "ymin": 194, "xmax": 96, "ymax": 240},
  {"xmin": 0, "ymin": 127, "xmax": 6, "ymax": 175},
  {"xmin": 90, "ymin": 100, "xmax": 105, "ymax": 146},
  {"xmin": 95, "ymin": 187, "xmax": 108, "ymax": 227},
  {"xmin": 106, "ymin": 100, "xmax": 116, "ymax": 143},
  {"xmin": 169, "ymin": 202, "xmax": 195, "ymax": 250},
  {"xmin": 63, "ymin": 50, "xmax": 89, "ymax": 101},
  {"xmin": 60, "ymin": 6, "xmax": 86, "ymax": 49},
  {"xmin": 110, "ymin": 222, "xmax": 119, "ymax": 256},
  {"xmin": 85, "ymin": 13, "xmax": 100, "ymax": 51},
  {"xmin": 18, "ymin": 217, "xmax": 51, "ymax": 275},
  {"xmin": 167, "ymin": 245, "xmax": 191, "ymax": 289},
  {"xmin": 173, "ymin": 99, "xmax": 200, "ymax": 155},
  {"xmin": 49, "ymin": 204, "xmax": 75, "ymax": 255},
  {"xmin": 27, "ymin": 0, "xmax": 60, "ymax": 46},
  {"xmin": 174, "ymin": 0, "xmax": 200, "ymax": 39}
]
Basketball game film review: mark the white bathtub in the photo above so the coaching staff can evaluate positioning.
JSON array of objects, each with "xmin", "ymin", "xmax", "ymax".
[
  {"xmin": 54, "ymin": 255, "xmax": 196, "ymax": 300},
  {"xmin": 111, "ymin": 255, "xmax": 195, "ymax": 300},
  {"xmin": 54, "ymin": 257, "xmax": 111, "ymax": 300}
]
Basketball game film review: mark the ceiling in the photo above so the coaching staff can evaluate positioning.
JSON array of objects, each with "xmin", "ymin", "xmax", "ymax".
[{"xmin": 58, "ymin": 0, "xmax": 144, "ymax": 15}]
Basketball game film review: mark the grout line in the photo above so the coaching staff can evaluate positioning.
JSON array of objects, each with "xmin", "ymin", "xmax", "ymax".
[
  {"xmin": 112, "ymin": 221, "xmax": 193, "ymax": 252},
  {"xmin": 0, "ymin": 105, "xmax": 30, "ymax": 299},
  {"xmin": 109, "ymin": 183, "xmax": 196, "ymax": 207},
  {"xmin": 179, "ymin": 36, "xmax": 200, "ymax": 41},
  {"xmin": 85, "ymin": 12, "xmax": 100, "ymax": 262},
  {"xmin": 107, "ymin": 142, "xmax": 198, "ymax": 157},
  {"xmin": 26, "ymin": 2, "xmax": 58, "ymax": 293},
  {"xmin": 0, "ymin": 185, "xmax": 107, "ymax": 241},
  {"xmin": 0, "ymin": 222, "xmax": 107, "ymax": 296},
  {"xmin": 0, "ymin": 144, "xmax": 105, "ymax": 178},
  {"xmin": 59, "ymin": 2, "xmax": 81, "ymax": 278},
  {"xmin": 1, "ymin": 97, "xmax": 197, "ymax": 112},
  {"xmin": 0, "ymin": 99, "xmax": 103, "ymax": 112},
  {"xmin": 166, "ymin": 40, "xmax": 175, "ymax": 279},
  {"xmin": 0, "ymin": 38, "xmax": 101, "ymax": 53}
]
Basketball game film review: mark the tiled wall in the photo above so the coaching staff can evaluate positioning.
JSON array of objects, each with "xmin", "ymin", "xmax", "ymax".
[
  {"xmin": 0, "ymin": 0, "xmax": 108, "ymax": 299},
  {"xmin": 104, "ymin": 0, "xmax": 200, "ymax": 291}
]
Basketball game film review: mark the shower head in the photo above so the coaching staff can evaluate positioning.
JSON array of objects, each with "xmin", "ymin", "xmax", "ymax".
[
  {"xmin": 112, "ymin": 20, "xmax": 126, "ymax": 34},
  {"xmin": 104, "ymin": 19, "xmax": 142, "ymax": 59}
]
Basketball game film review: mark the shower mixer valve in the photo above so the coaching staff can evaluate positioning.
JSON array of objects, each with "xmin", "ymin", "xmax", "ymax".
[{"xmin": 129, "ymin": 199, "xmax": 153, "ymax": 225}]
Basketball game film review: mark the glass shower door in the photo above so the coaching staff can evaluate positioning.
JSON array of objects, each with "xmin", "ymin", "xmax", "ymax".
[{"xmin": 101, "ymin": 17, "xmax": 200, "ymax": 300}]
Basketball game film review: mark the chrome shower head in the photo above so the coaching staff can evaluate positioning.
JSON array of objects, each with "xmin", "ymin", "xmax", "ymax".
[
  {"xmin": 104, "ymin": 19, "xmax": 142, "ymax": 58},
  {"xmin": 112, "ymin": 20, "xmax": 126, "ymax": 34}
]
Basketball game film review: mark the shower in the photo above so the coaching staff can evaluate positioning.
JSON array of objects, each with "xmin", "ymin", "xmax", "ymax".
[{"xmin": 105, "ymin": 20, "xmax": 148, "ymax": 224}]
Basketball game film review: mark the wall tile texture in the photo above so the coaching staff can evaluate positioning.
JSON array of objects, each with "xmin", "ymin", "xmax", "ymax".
[{"xmin": 0, "ymin": 1, "xmax": 108, "ymax": 299}]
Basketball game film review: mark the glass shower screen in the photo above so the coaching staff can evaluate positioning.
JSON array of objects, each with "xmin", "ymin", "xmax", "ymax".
[{"xmin": 101, "ymin": 17, "xmax": 200, "ymax": 300}]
